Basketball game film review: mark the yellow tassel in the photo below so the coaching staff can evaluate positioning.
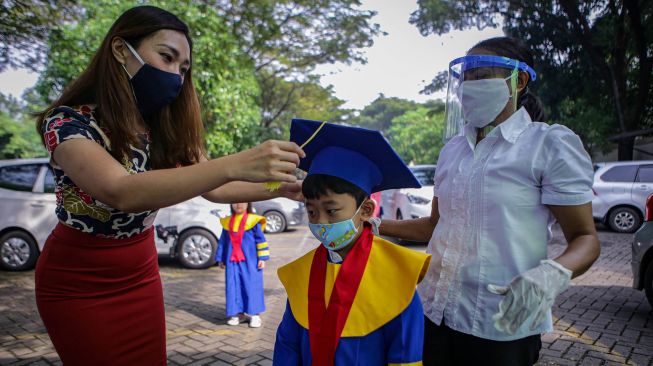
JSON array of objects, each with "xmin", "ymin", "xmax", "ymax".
[
  {"xmin": 264, "ymin": 181, "xmax": 282, "ymax": 191},
  {"xmin": 265, "ymin": 120, "xmax": 328, "ymax": 192}
]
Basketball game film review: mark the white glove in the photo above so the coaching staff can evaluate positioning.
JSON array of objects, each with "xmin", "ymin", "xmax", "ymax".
[
  {"xmin": 367, "ymin": 216, "xmax": 381, "ymax": 235},
  {"xmin": 487, "ymin": 259, "xmax": 572, "ymax": 335}
]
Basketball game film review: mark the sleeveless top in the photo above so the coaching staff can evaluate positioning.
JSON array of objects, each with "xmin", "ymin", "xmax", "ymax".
[{"xmin": 42, "ymin": 105, "xmax": 157, "ymax": 238}]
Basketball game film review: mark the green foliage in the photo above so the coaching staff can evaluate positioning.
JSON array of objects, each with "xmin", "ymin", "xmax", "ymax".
[
  {"xmin": 257, "ymin": 73, "xmax": 351, "ymax": 140},
  {"xmin": 344, "ymin": 95, "xmax": 444, "ymax": 164},
  {"xmin": 25, "ymin": 0, "xmax": 382, "ymax": 157},
  {"xmin": 0, "ymin": 94, "xmax": 46, "ymax": 159},
  {"xmin": 388, "ymin": 106, "xmax": 444, "ymax": 165},
  {"xmin": 213, "ymin": 0, "xmax": 382, "ymax": 128},
  {"xmin": 32, "ymin": 0, "xmax": 261, "ymax": 157},
  {"xmin": 350, "ymin": 95, "xmax": 421, "ymax": 132},
  {"xmin": 0, "ymin": 0, "xmax": 78, "ymax": 72}
]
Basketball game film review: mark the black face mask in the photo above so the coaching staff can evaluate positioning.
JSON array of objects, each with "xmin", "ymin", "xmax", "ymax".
[{"xmin": 122, "ymin": 41, "xmax": 183, "ymax": 118}]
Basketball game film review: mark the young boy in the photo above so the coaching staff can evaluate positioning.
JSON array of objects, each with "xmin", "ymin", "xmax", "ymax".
[{"xmin": 273, "ymin": 119, "xmax": 432, "ymax": 366}]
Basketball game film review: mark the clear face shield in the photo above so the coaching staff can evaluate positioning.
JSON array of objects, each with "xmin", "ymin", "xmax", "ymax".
[{"xmin": 443, "ymin": 55, "xmax": 537, "ymax": 141}]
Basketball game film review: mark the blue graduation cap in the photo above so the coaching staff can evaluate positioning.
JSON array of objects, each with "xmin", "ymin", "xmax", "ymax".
[{"xmin": 290, "ymin": 119, "xmax": 421, "ymax": 194}]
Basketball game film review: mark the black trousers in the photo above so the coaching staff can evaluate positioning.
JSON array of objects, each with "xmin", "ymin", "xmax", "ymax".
[{"xmin": 423, "ymin": 316, "xmax": 542, "ymax": 366}]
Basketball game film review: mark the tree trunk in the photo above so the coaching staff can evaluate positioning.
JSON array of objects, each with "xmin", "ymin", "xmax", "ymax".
[{"xmin": 618, "ymin": 136, "xmax": 635, "ymax": 161}]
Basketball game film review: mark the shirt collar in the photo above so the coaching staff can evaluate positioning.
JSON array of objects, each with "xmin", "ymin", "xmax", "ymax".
[
  {"xmin": 496, "ymin": 107, "xmax": 531, "ymax": 143},
  {"xmin": 327, "ymin": 250, "xmax": 344, "ymax": 263},
  {"xmin": 464, "ymin": 107, "xmax": 531, "ymax": 146}
]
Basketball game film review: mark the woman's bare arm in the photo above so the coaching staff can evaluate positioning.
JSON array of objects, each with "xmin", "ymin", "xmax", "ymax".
[
  {"xmin": 378, "ymin": 197, "xmax": 439, "ymax": 242},
  {"xmin": 53, "ymin": 139, "xmax": 304, "ymax": 212},
  {"xmin": 548, "ymin": 203, "xmax": 601, "ymax": 278}
]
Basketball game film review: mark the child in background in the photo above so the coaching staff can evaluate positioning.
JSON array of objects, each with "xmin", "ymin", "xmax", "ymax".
[
  {"xmin": 215, "ymin": 202, "xmax": 269, "ymax": 328},
  {"xmin": 273, "ymin": 119, "xmax": 431, "ymax": 365}
]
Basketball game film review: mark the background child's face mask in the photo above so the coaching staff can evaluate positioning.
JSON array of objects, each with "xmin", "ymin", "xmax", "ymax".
[{"xmin": 308, "ymin": 205, "xmax": 363, "ymax": 251}]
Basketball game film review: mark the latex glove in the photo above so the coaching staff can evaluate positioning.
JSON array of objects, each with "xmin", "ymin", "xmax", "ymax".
[
  {"xmin": 487, "ymin": 259, "xmax": 572, "ymax": 335},
  {"xmin": 368, "ymin": 217, "xmax": 381, "ymax": 235}
]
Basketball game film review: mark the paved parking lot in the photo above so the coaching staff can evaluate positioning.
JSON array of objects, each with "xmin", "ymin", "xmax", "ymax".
[{"xmin": 0, "ymin": 225, "xmax": 651, "ymax": 365}]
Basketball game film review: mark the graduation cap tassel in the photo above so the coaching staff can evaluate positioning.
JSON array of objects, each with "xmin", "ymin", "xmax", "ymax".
[{"xmin": 264, "ymin": 120, "xmax": 328, "ymax": 192}]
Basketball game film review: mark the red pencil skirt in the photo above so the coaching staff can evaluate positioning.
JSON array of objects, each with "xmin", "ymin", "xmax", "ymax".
[{"xmin": 35, "ymin": 223, "xmax": 165, "ymax": 365}]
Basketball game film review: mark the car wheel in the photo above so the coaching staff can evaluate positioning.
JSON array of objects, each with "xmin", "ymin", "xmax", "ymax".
[
  {"xmin": 177, "ymin": 228, "xmax": 217, "ymax": 269},
  {"xmin": 608, "ymin": 207, "xmax": 642, "ymax": 233},
  {"xmin": 264, "ymin": 210, "xmax": 287, "ymax": 234},
  {"xmin": 396, "ymin": 209, "xmax": 403, "ymax": 220},
  {"xmin": 645, "ymin": 260, "xmax": 653, "ymax": 308},
  {"xmin": 0, "ymin": 230, "xmax": 39, "ymax": 271}
]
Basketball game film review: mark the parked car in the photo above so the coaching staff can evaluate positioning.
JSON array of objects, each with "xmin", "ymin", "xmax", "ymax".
[
  {"xmin": 632, "ymin": 193, "xmax": 653, "ymax": 307},
  {"xmin": 593, "ymin": 160, "xmax": 653, "ymax": 233},
  {"xmin": 252, "ymin": 197, "xmax": 305, "ymax": 234},
  {"xmin": 154, "ymin": 197, "xmax": 229, "ymax": 269},
  {"xmin": 380, "ymin": 165, "xmax": 436, "ymax": 220},
  {"xmin": 0, "ymin": 158, "xmax": 228, "ymax": 270}
]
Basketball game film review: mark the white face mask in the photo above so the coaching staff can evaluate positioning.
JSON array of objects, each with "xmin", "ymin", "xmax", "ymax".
[{"xmin": 456, "ymin": 75, "xmax": 513, "ymax": 128}]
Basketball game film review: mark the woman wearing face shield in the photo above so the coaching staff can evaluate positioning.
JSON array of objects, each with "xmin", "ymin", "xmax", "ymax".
[
  {"xmin": 34, "ymin": 6, "xmax": 304, "ymax": 365},
  {"xmin": 371, "ymin": 37, "xmax": 600, "ymax": 365}
]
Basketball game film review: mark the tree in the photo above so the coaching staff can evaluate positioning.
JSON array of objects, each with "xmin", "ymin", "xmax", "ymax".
[
  {"xmin": 207, "ymin": 0, "xmax": 382, "ymax": 129},
  {"xmin": 31, "ymin": 0, "xmax": 261, "ymax": 157},
  {"xmin": 0, "ymin": 0, "xmax": 78, "ymax": 72},
  {"xmin": 410, "ymin": 0, "xmax": 653, "ymax": 160},
  {"xmin": 388, "ymin": 105, "xmax": 445, "ymax": 165},
  {"xmin": 257, "ymin": 73, "xmax": 352, "ymax": 140},
  {"xmin": 350, "ymin": 94, "xmax": 420, "ymax": 133},
  {"xmin": 0, "ymin": 93, "xmax": 46, "ymax": 158}
]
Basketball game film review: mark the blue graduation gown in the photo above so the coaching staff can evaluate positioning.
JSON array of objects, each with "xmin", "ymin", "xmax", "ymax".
[
  {"xmin": 273, "ymin": 236, "xmax": 431, "ymax": 365},
  {"xmin": 215, "ymin": 215, "xmax": 269, "ymax": 316}
]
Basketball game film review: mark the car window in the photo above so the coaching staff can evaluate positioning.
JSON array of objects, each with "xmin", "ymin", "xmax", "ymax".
[
  {"xmin": 600, "ymin": 165, "xmax": 638, "ymax": 183},
  {"xmin": 0, "ymin": 163, "xmax": 41, "ymax": 192},
  {"xmin": 44, "ymin": 167, "xmax": 56, "ymax": 193},
  {"xmin": 636, "ymin": 165, "xmax": 653, "ymax": 183},
  {"xmin": 411, "ymin": 168, "xmax": 435, "ymax": 186}
]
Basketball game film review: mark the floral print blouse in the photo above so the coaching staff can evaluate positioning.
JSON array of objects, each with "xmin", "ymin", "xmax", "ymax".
[{"xmin": 42, "ymin": 105, "xmax": 157, "ymax": 238}]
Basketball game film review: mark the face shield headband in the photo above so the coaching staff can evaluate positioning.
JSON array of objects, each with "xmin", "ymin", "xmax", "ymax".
[{"xmin": 443, "ymin": 55, "xmax": 537, "ymax": 141}]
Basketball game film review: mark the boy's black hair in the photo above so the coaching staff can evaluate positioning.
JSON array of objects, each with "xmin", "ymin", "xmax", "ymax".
[{"xmin": 303, "ymin": 174, "xmax": 369, "ymax": 206}]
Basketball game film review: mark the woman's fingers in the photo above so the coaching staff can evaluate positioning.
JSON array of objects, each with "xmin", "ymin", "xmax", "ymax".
[
  {"xmin": 273, "ymin": 140, "xmax": 306, "ymax": 158},
  {"xmin": 272, "ymin": 172, "xmax": 298, "ymax": 183}
]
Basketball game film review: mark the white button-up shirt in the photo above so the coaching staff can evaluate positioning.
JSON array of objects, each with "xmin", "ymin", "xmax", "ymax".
[{"xmin": 418, "ymin": 107, "xmax": 593, "ymax": 341}]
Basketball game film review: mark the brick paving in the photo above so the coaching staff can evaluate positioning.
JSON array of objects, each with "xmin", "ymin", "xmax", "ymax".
[{"xmin": 0, "ymin": 225, "xmax": 651, "ymax": 365}]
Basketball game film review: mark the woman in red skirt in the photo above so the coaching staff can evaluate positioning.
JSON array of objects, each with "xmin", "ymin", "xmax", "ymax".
[{"xmin": 34, "ymin": 6, "xmax": 304, "ymax": 365}]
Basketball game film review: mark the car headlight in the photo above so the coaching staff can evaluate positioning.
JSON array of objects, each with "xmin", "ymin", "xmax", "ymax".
[{"xmin": 407, "ymin": 194, "xmax": 431, "ymax": 205}]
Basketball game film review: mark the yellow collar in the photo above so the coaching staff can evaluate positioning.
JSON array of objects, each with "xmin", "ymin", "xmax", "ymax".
[
  {"xmin": 220, "ymin": 214, "xmax": 266, "ymax": 232},
  {"xmin": 278, "ymin": 236, "xmax": 431, "ymax": 337}
]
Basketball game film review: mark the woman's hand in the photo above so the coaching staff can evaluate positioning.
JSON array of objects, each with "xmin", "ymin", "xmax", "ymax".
[
  {"xmin": 278, "ymin": 180, "xmax": 304, "ymax": 202},
  {"xmin": 258, "ymin": 260, "xmax": 266, "ymax": 269},
  {"xmin": 488, "ymin": 259, "xmax": 572, "ymax": 334},
  {"xmin": 229, "ymin": 141, "xmax": 305, "ymax": 184}
]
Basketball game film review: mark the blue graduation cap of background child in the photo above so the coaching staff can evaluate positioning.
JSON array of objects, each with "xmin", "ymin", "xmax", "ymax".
[{"xmin": 289, "ymin": 118, "xmax": 421, "ymax": 194}]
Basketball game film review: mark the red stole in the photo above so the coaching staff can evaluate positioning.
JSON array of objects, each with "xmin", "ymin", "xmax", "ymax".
[
  {"xmin": 308, "ymin": 225, "xmax": 373, "ymax": 366},
  {"xmin": 228, "ymin": 213, "xmax": 248, "ymax": 262}
]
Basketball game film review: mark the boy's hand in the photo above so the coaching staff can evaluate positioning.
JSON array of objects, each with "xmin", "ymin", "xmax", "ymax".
[
  {"xmin": 217, "ymin": 262, "xmax": 225, "ymax": 269},
  {"xmin": 258, "ymin": 260, "xmax": 266, "ymax": 269}
]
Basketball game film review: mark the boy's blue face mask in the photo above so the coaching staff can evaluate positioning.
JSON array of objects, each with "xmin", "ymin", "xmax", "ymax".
[{"xmin": 308, "ymin": 204, "xmax": 363, "ymax": 251}]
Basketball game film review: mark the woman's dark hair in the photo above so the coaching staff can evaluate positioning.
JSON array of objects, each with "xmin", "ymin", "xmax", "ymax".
[
  {"xmin": 471, "ymin": 37, "xmax": 547, "ymax": 122},
  {"xmin": 36, "ymin": 6, "xmax": 205, "ymax": 169},
  {"xmin": 230, "ymin": 203, "xmax": 253, "ymax": 215},
  {"xmin": 303, "ymin": 174, "xmax": 368, "ymax": 207}
]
